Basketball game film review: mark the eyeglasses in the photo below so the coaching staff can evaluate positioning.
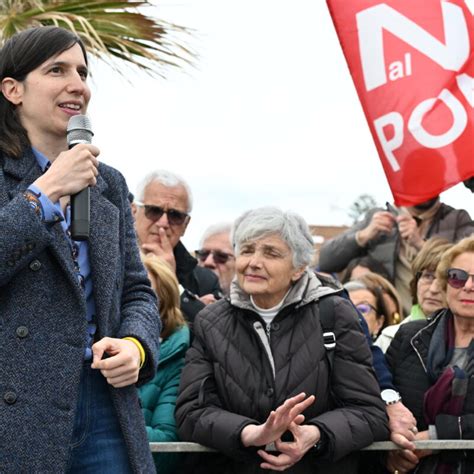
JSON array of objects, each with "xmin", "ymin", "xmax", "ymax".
[
  {"xmin": 195, "ymin": 249, "xmax": 234, "ymax": 264},
  {"xmin": 355, "ymin": 303, "xmax": 378, "ymax": 316},
  {"xmin": 447, "ymin": 268, "xmax": 474, "ymax": 289},
  {"xmin": 135, "ymin": 201, "xmax": 188, "ymax": 226},
  {"xmin": 417, "ymin": 270, "xmax": 436, "ymax": 284}
]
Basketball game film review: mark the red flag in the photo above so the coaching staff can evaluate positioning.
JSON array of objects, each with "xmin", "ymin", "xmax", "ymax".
[{"xmin": 327, "ymin": 0, "xmax": 474, "ymax": 206}]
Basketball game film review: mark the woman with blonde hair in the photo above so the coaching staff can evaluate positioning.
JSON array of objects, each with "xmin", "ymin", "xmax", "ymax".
[
  {"xmin": 386, "ymin": 235, "xmax": 474, "ymax": 473},
  {"xmin": 375, "ymin": 238, "xmax": 451, "ymax": 352},
  {"xmin": 139, "ymin": 253, "xmax": 190, "ymax": 473}
]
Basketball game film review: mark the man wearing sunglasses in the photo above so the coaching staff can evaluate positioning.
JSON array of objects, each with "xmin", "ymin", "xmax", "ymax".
[
  {"xmin": 132, "ymin": 170, "xmax": 222, "ymax": 325},
  {"xmin": 196, "ymin": 223, "xmax": 236, "ymax": 296}
]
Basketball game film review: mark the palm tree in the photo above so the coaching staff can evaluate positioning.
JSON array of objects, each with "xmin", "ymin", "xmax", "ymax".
[{"xmin": 0, "ymin": 0, "xmax": 194, "ymax": 76}]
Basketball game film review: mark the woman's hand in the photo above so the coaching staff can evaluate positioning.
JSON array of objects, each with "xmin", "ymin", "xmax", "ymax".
[
  {"xmin": 91, "ymin": 337, "xmax": 141, "ymax": 388},
  {"xmin": 386, "ymin": 430, "xmax": 431, "ymax": 473},
  {"xmin": 33, "ymin": 144, "xmax": 100, "ymax": 202},
  {"xmin": 240, "ymin": 393, "xmax": 315, "ymax": 448},
  {"xmin": 414, "ymin": 430, "xmax": 432, "ymax": 460},
  {"xmin": 258, "ymin": 422, "xmax": 320, "ymax": 471}
]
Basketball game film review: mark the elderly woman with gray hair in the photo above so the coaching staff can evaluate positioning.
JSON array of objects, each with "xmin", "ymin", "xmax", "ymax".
[{"xmin": 175, "ymin": 207, "xmax": 388, "ymax": 473}]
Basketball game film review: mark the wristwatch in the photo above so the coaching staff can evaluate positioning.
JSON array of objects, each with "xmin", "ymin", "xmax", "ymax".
[
  {"xmin": 381, "ymin": 389, "xmax": 401, "ymax": 405},
  {"xmin": 313, "ymin": 429, "xmax": 328, "ymax": 454}
]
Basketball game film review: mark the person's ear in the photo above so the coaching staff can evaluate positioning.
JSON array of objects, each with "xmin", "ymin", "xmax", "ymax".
[
  {"xmin": 131, "ymin": 202, "xmax": 138, "ymax": 218},
  {"xmin": 291, "ymin": 266, "xmax": 306, "ymax": 282},
  {"xmin": 1, "ymin": 77, "xmax": 23, "ymax": 105}
]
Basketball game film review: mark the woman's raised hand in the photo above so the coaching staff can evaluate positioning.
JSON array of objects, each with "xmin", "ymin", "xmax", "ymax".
[{"xmin": 240, "ymin": 392, "xmax": 315, "ymax": 448}]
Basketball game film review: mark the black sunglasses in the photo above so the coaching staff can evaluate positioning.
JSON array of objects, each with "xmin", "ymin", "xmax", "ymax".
[
  {"xmin": 135, "ymin": 201, "xmax": 188, "ymax": 226},
  {"xmin": 447, "ymin": 268, "xmax": 474, "ymax": 289},
  {"xmin": 195, "ymin": 249, "xmax": 234, "ymax": 264}
]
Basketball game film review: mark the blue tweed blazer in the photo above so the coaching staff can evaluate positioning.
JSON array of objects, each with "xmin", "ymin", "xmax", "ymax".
[{"xmin": 0, "ymin": 149, "xmax": 160, "ymax": 473}]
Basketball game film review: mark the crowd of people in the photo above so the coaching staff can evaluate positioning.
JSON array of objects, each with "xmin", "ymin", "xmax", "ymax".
[
  {"xmin": 132, "ymin": 168, "xmax": 474, "ymax": 474},
  {"xmin": 1, "ymin": 26, "xmax": 474, "ymax": 474}
]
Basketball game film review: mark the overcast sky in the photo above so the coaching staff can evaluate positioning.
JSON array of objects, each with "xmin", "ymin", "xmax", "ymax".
[{"xmin": 87, "ymin": 0, "xmax": 473, "ymax": 250}]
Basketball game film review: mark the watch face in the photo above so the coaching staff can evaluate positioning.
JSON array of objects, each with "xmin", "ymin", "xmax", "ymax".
[{"xmin": 381, "ymin": 389, "xmax": 400, "ymax": 404}]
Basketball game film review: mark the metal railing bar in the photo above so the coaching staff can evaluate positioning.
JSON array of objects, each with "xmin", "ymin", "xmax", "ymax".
[{"xmin": 149, "ymin": 440, "xmax": 474, "ymax": 453}]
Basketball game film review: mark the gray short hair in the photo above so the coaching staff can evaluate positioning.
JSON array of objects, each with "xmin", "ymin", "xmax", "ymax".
[
  {"xmin": 200, "ymin": 222, "xmax": 233, "ymax": 248},
  {"xmin": 343, "ymin": 280, "xmax": 367, "ymax": 292},
  {"xmin": 232, "ymin": 207, "xmax": 314, "ymax": 268},
  {"xmin": 135, "ymin": 170, "xmax": 193, "ymax": 213}
]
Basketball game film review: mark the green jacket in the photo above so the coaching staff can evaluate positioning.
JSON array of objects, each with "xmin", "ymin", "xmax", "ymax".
[{"xmin": 139, "ymin": 325, "xmax": 190, "ymax": 473}]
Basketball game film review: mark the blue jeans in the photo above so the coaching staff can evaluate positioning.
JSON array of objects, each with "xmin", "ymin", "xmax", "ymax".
[{"xmin": 66, "ymin": 364, "xmax": 132, "ymax": 473}]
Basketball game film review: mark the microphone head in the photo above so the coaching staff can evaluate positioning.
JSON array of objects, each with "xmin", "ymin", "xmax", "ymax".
[{"xmin": 67, "ymin": 115, "xmax": 93, "ymax": 146}]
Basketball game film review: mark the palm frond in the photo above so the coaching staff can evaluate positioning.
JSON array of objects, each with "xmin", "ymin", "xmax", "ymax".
[{"xmin": 0, "ymin": 0, "xmax": 195, "ymax": 77}]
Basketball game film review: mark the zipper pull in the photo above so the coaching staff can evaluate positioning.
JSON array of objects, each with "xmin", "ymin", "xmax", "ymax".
[{"xmin": 266, "ymin": 323, "xmax": 271, "ymax": 339}]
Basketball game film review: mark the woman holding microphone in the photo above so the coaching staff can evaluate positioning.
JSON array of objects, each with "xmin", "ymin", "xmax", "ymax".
[{"xmin": 0, "ymin": 26, "xmax": 159, "ymax": 473}]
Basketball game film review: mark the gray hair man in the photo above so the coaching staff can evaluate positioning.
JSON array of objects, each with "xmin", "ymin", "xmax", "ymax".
[
  {"xmin": 132, "ymin": 170, "xmax": 222, "ymax": 324},
  {"xmin": 196, "ymin": 223, "xmax": 235, "ymax": 296}
]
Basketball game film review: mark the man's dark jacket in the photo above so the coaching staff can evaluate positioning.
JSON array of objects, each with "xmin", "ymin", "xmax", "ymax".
[{"xmin": 174, "ymin": 241, "xmax": 221, "ymax": 324}]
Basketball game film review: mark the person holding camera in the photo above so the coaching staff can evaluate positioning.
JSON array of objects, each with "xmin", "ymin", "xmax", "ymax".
[{"xmin": 319, "ymin": 197, "xmax": 474, "ymax": 315}]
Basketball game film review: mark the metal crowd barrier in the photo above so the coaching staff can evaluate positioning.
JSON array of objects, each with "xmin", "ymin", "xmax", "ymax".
[{"xmin": 150, "ymin": 441, "xmax": 474, "ymax": 453}]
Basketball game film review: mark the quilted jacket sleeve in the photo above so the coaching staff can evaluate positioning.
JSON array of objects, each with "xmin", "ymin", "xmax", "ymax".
[
  {"xmin": 144, "ymin": 357, "xmax": 184, "ymax": 442},
  {"xmin": 175, "ymin": 312, "xmax": 259, "ymax": 460},
  {"xmin": 140, "ymin": 327, "xmax": 190, "ymax": 442}
]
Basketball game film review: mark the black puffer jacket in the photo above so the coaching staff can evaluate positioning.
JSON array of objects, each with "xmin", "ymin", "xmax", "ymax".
[
  {"xmin": 386, "ymin": 310, "xmax": 474, "ymax": 436},
  {"xmin": 175, "ymin": 270, "xmax": 389, "ymax": 473},
  {"xmin": 386, "ymin": 310, "xmax": 474, "ymax": 472},
  {"xmin": 173, "ymin": 241, "xmax": 222, "ymax": 325}
]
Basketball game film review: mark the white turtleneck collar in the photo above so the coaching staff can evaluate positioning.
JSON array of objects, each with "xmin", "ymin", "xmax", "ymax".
[{"xmin": 250, "ymin": 289, "xmax": 291, "ymax": 326}]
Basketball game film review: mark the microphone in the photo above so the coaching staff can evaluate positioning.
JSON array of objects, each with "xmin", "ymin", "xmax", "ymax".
[{"xmin": 67, "ymin": 115, "xmax": 94, "ymax": 241}]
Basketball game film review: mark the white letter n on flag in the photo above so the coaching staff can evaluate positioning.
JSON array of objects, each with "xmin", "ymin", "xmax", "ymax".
[{"xmin": 357, "ymin": 2, "xmax": 470, "ymax": 91}]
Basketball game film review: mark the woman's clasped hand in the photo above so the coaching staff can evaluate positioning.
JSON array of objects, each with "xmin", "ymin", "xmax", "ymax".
[{"xmin": 240, "ymin": 393, "xmax": 320, "ymax": 470}]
